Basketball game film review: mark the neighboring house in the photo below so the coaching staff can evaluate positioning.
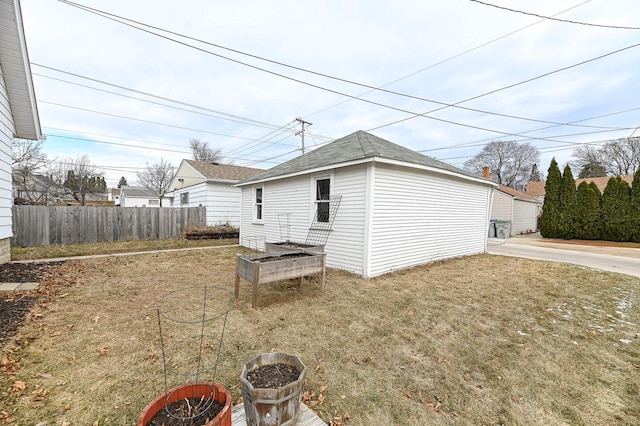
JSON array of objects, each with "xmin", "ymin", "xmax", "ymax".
[
  {"xmin": 236, "ymin": 130, "xmax": 497, "ymax": 279},
  {"xmin": 168, "ymin": 159, "xmax": 262, "ymax": 226},
  {"xmin": 120, "ymin": 186, "xmax": 160, "ymax": 207},
  {"xmin": 108, "ymin": 187, "xmax": 121, "ymax": 206},
  {"xmin": 12, "ymin": 173, "xmax": 61, "ymax": 204},
  {"xmin": 0, "ymin": 0, "xmax": 42, "ymax": 262},
  {"xmin": 491, "ymin": 184, "xmax": 542, "ymax": 236},
  {"xmin": 525, "ymin": 175, "xmax": 634, "ymax": 201}
]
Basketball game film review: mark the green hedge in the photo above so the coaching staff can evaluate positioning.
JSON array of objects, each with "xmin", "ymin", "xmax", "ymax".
[{"xmin": 541, "ymin": 160, "xmax": 639, "ymax": 242}]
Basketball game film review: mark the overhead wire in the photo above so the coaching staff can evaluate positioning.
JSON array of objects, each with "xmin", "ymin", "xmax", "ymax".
[
  {"xmin": 467, "ymin": 0, "xmax": 640, "ymax": 30},
  {"xmin": 367, "ymin": 41, "xmax": 640, "ymax": 132},
  {"xmin": 420, "ymin": 105, "xmax": 640, "ymax": 153},
  {"xmin": 303, "ymin": 0, "xmax": 592, "ymax": 117},
  {"xmin": 52, "ymin": 0, "xmax": 639, "ymax": 170},
  {"xmin": 57, "ymin": 0, "xmax": 627, "ymax": 133}
]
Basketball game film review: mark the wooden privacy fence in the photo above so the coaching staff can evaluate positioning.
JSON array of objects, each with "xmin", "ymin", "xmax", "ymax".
[{"xmin": 12, "ymin": 206, "xmax": 206, "ymax": 247}]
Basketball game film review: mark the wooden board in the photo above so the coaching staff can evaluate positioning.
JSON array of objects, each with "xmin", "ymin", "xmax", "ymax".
[{"xmin": 231, "ymin": 402, "xmax": 327, "ymax": 426}]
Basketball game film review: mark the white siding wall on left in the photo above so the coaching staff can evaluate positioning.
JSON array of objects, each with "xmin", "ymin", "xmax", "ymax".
[
  {"xmin": 0, "ymin": 67, "xmax": 16, "ymax": 240},
  {"xmin": 368, "ymin": 164, "xmax": 491, "ymax": 278}
]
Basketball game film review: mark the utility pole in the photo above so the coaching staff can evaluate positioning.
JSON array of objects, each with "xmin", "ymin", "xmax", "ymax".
[{"xmin": 295, "ymin": 117, "xmax": 312, "ymax": 154}]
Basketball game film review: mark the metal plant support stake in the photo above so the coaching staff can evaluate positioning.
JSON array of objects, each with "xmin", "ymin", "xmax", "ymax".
[{"xmin": 156, "ymin": 285, "xmax": 234, "ymax": 422}]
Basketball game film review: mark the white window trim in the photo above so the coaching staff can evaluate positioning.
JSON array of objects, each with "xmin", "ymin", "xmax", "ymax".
[
  {"xmin": 310, "ymin": 172, "xmax": 334, "ymax": 228},
  {"xmin": 253, "ymin": 185, "xmax": 264, "ymax": 224}
]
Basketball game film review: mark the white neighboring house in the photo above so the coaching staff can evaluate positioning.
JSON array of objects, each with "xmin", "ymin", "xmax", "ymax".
[
  {"xmin": 237, "ymin": 130, "xmax": 497, "ymax": 279},
  {"xmin": 0, "ymin": 0, "xmax": 42, "ymax": 263},
  {"xmin": 168, "ymin": 159, "xmax": 262, "ymax": 227},
  {"xmin": 490, "ymin": 184, "xmax": 541, "ymax": 237},
  {"xmin": 108, "ymin": 188, "xmax": 121, "ymax": 206},
  {"xmin": 119, "ymin": 186, "xmax": 161, "ymax": 207}
]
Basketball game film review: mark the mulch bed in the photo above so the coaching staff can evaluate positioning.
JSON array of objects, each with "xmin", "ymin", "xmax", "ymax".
[{"xmin": 0, "ymin": 261, "xmax": 70, "ymax": 348}]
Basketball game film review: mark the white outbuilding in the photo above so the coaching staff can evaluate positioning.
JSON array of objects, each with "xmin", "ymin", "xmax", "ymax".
[{"xmin": 237, "ymin": 130, "xmax": 497, "ymax": 278}]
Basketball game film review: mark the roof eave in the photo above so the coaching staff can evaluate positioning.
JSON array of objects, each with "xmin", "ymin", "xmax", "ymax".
[
  {"xmin": 1, "ymin": 0, "xmax": 42, "ymax": 140},
  {"xmin": 236, "ymin": 156, "xmax": 498, "ymax": 187}
]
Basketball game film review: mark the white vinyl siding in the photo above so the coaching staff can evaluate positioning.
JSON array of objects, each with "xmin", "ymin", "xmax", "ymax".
[
  {"xmin": 490, "ymin": 189, "xmax": 540, "ymax": 236},
  {"xmin": 512, "ymin": 200, "xmax": 539, "ymax": 236},
  {"xmin": 490, "ymin": 190, "xmax": 512, "ymax": 221},
  {"xmin": 368, "ymin": 164, "xmax": 490, "ymax": 278},
  {"xmin": 240, "ymin": 177, "xmax": 309, "ymax": 251},
  {"xmin": 323, "ymin": 166, "xmax": 367, "ymax": 275},
  {"xmin": 240, "ymin": 166, "xmax": 368, "ymax": 275},
  {"xmin": 0, "ymin": 68, "xmax": 15, "ymax": 239},
  {"xmin": 175, "ymin": 182, "xmax": 242, "ymax": 226},
  {"xmin": 209, "ymin": 182, "xmax": 242, "ymax": 226}
]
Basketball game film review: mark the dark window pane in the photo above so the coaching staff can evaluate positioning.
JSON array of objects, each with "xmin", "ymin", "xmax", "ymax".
[
  {"xmin": 256, "ymin": 204, "xmax": 262, "ymax": 220},
  {"xmin": 317, "ymin": 202, "xmax": 329, "ymax": 222},
  {"xmin": 316, "ymin": 179, "xmax": 330, "ymax": 201},
  {"xmin": 255, "ymin": 188, "xmax": 263, "ymax": 203}
]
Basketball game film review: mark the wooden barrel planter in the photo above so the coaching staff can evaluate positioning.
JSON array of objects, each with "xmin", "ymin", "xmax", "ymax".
[
  {"xmin": 138, "ymin": 382, "xmax": 232, "ymax": 426},
  {"xmin": 239, "ymin": 353, "xmax": 307, "ymax": 426}
]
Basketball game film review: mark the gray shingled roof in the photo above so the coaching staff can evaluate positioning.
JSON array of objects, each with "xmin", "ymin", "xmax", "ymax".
[
  {"xmin": 185, "ymin": 160, "xmax": 263, "ymax": 182},
  {"xmin": 238, "ymin": 130, "xmax": 484, "ymax": 185},
  {"xmin": 121, "ymin": 186, "xmax": 156, "ymax": 197}
]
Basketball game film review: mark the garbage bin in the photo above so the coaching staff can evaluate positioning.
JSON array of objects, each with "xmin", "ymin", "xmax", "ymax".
[
  {"xmin": 495, "ymin": 220, "xmax": 511, "ymax": 239},
  {"xmin": 488, "ymin": 219, "xmax": 497, "ymax": 238}
]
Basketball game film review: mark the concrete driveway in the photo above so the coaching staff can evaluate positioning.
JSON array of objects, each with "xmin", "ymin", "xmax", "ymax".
[{"xmin": 487, "ymin": 234, "xmax": 640, "ymax": 278}]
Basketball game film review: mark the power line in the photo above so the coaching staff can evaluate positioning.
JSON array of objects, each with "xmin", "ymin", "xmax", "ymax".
[
  {"xmin": 367, "ymin": 41, "xmax": 640, "ymax": 132},
  {"xmin": 33, "ymin": 72, "xmax": 293, "ymax": 132},
  {"xmin": 303, "ymin": 0, "xmax": 592, "ymax": 118},
  {"xmin": 31, "ymin": 63, "xmax": 296, "ymax": 133},
  {"xmin": 39, "ymin": 100, "xmax": 268, "ymax": 141},
  {"xmin": 420, "ymin": 105, "xmax": 640, "ymax": 153},
  {"xmin": 57, "ymin": 0, "xmax": 623, "ymax": 132},
  {"xmin": 468, "ymin": 0, "xmax": 640, "ymax": 30}
]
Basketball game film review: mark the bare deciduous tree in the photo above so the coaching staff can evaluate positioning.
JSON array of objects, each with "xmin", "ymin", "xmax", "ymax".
[
  {"xmin": 601, "ymin": 137, "xmax": 640, "ymax": 176},
  {"xmin": 62, "ymin": 155, "xmax": 106, "ymax": 206},
  {"xmin": 572, "ymin": 138, "xmax": 640, "ymax": 177},
  {"xmin": 11, "ymin": 139, "xmax": 49, "ymax": 204},
  {"xmin": 189, "ymin": 138, "xmax": 223, "ymax": 163},
  {"xmin": 572, "ymin": 145, "xmax": 607, "ymax": 178},
  {"xmin": 463, "ymin": 141, "xmax": 540, "ymax": 190},
  {"xmin": 137, "ymin": 159, "xmax": 173, "ymax": 207}
]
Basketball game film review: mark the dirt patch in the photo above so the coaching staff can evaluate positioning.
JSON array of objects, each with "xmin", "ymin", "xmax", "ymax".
[
  {"xmin": 147, "ymin": 399, "xmax": 224, "ymax": 425},
  {"xmin": 0, "ymin": 261, "xmax": 70, "ymax": 348}
]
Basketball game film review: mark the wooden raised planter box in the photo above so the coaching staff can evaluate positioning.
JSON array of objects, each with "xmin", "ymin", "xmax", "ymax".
[
  {"xmin": 235, "ymin": 252, "xmax": 326, "ymax": 309},
  {"xmin": 265, "ymin": 242, "xmax": 324, "ymax": 255}
]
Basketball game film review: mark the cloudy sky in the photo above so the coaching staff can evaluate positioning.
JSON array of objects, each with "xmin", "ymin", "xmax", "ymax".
[{"xmin": 19, "ymin": 0, "xmax": 640, "ymax": 187}]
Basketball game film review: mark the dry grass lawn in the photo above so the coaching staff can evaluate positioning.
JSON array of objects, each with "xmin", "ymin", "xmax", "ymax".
[{"xmin": 1, "ymin": 246, "xmax": 639, "ymax": 425}]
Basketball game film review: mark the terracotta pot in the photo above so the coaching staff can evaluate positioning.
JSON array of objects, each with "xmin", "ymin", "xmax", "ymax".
[
  {"xmin": 239, "ymin": 353, "xmax": 307, "ymax": 426},
  {"xmin": 138, "ymin": 382, "xmax": 231, "ymax": 426}
]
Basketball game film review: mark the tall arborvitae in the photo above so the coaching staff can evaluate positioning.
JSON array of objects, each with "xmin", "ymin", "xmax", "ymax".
[
  {"xmin": 540, "ymin": 158, "xmax": 562, "ymax": 238},
  {"xmin": 601, "ymin": 177, "xmax": 632, "ymax": 242},
  {"xmin": 558, "ymin": 164, "xmax": 576, "ymax": 239},
  {"xmin": 574, "ymin": 182, "xmax": 601, "ymax": 240},
  {"xmin": 631, "ymin": 168, "xmax": 640, "ymax": 243},
  {"xmin": 588, "ymin": 181, "xmax": 602, "ymax": 205}
]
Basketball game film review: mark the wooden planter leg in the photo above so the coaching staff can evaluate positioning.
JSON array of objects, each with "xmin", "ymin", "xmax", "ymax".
[
  {"xmin": 234, "ymin": 254, "xmax": 241, "ymax": 307},
  {"xmin": 252, "ymin": 261, "xmax": 260, "ymax": 309},
  {"xmin": 321, "ymin": 253, "xmax": 326, "ymax": 291}
]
